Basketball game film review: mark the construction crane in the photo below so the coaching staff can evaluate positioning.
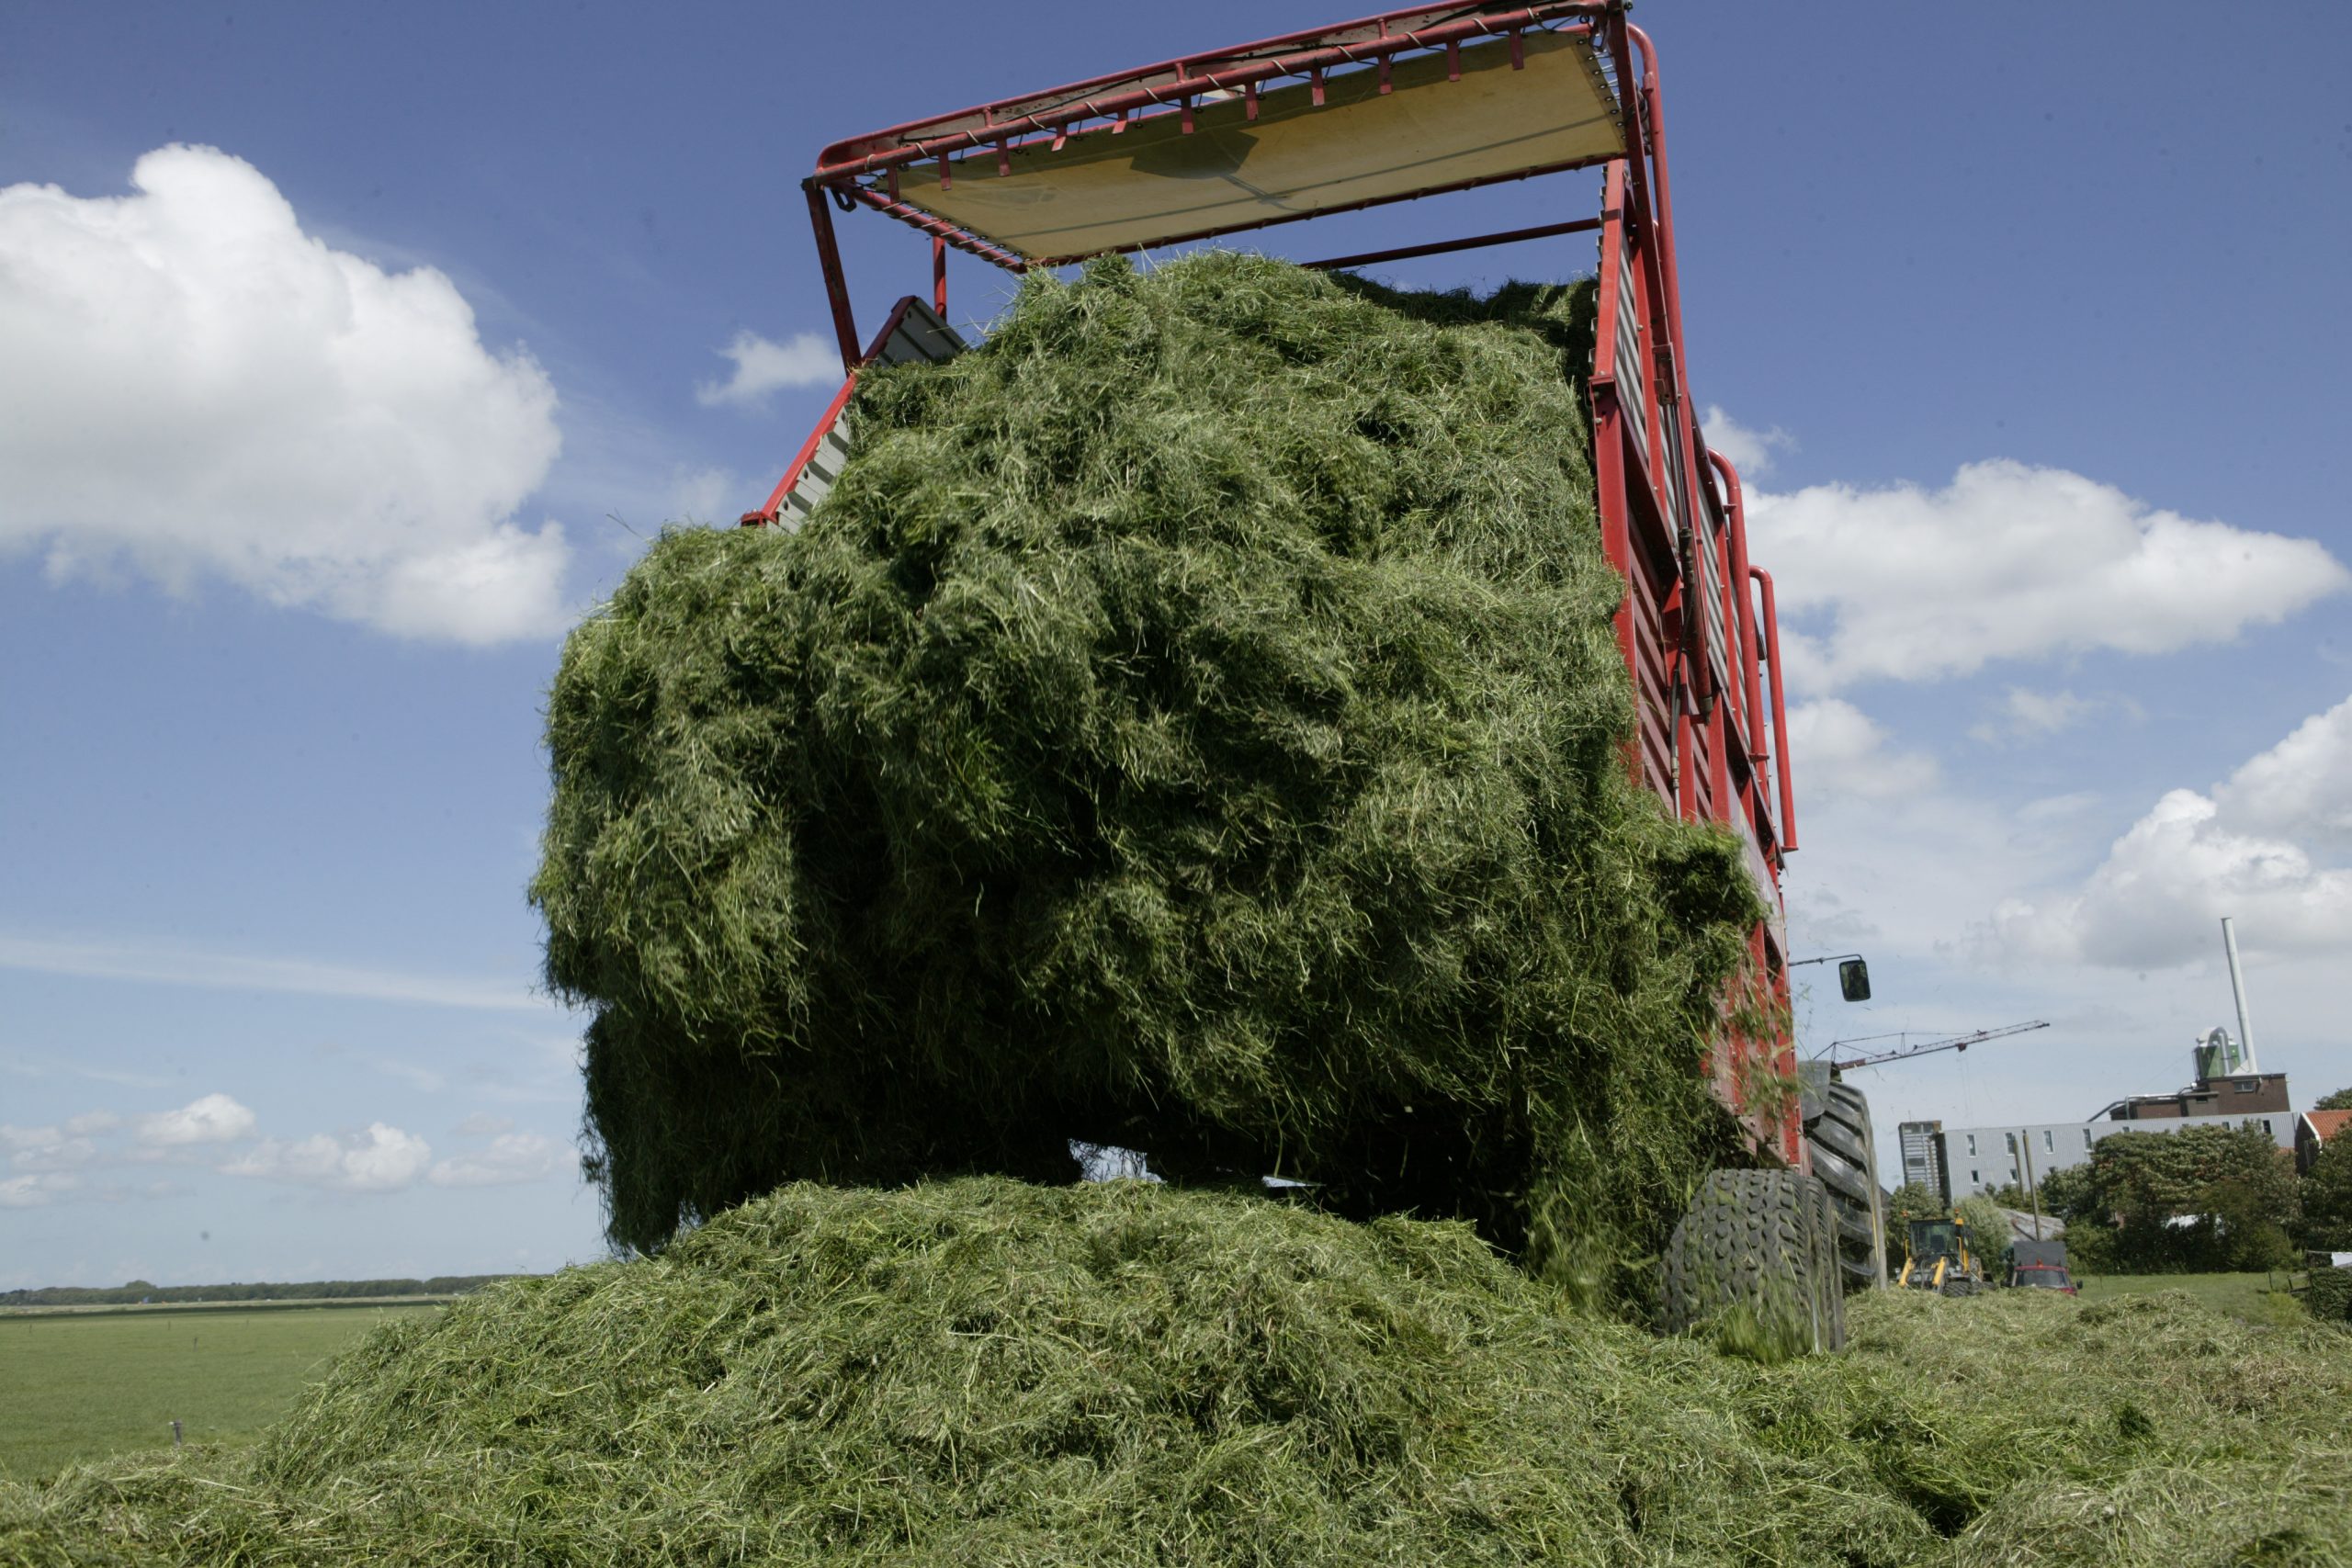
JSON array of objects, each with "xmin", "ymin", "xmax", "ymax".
[{"xmin": 1827, "ymin": 1021, "xmax": 2049, "ymax": 1075}]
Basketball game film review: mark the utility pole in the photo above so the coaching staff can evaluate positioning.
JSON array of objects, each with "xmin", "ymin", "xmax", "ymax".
[{"xmin": 2020, "ymin": 1133, "xmax": 2042, "ymax": 1243}]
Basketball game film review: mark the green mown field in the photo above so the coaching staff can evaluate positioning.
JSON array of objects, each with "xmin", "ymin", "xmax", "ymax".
[
  {"xmin": 0, "ymin": 1303, "xmax": 439, "ymax": 1480},
  {"xmin": 2075, "ymin": 1270, "xmax": 2309, "ymax": 1325}
]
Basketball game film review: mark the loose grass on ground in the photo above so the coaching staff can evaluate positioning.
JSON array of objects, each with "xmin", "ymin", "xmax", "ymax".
[
  {"xmin": 0, "ymin": 1304, "xmax": 438, "ymax": 1481},
  {"xmin": 5, "ymin": 1179, "xmax": 2348, "ymax": 1566}
]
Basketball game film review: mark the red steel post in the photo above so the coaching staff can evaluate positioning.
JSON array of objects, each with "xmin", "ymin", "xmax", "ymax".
[{"xmin": 806, "ymin": 183, "xmax": 863, "ymax": 371}]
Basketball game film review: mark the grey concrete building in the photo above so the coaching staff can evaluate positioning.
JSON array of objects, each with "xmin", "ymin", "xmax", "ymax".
[
  {"xmin": 1897, "ymin": 1120, "xmax": 1944, "ymax": 1195},
  {"xmin": 1935, "ymin": 1107, "xmax": 2297, "ymax": 1205}
]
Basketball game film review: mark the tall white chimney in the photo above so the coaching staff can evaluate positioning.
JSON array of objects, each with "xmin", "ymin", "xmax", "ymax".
[{"xmin": 2221, "ymin": 917, "xmax": 2258, "ymax": 1076}]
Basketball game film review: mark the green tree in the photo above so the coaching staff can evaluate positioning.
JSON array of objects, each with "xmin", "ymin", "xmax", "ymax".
[
  {"xmin": 1885, "ymin": 1182, "xmax": 1946, "ymax": 1225},
  {"xmin": 2036, "ymin": 1162, "xmax": 2094, "ymax": 1214},
  {"xmin": 2301, "ymin": 1139, "xmax": 2352, "ymax": 1252},
  {"xmin": 2069, "ymin": 1125, "xmax": 2298, "ymax": 1272},
  {"xmin": 1954, "ymin": 1193, "xmax": 2012, "ymax": 1269},
  {"xmin": 2315, "ymin": 1086, "xmax": 2352, "ymax": 1112}
]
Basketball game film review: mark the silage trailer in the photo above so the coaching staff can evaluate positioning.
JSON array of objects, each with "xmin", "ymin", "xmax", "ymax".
[{"xmin": 741, "ymin": 0, "xmax": 1881, "ymax": 1345}]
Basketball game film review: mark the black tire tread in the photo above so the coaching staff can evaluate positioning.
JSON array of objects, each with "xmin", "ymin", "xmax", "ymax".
[
  {"xmin": 1662, "ymin": 1169, "xmax": 1846, "ymax": 1355},
  {"xmin": 1805, "ymin": 1082, "xmax": 1883, "ymax": 1293}
]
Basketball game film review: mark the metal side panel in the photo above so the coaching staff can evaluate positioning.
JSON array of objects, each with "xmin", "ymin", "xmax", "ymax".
[
  {"xmin": 756, "ymin": 298, "xmax": 967, "ymax": 529},
  {"xmin": 1610, "ymin": 230, "xmax": 1649, "ymax": 470}
]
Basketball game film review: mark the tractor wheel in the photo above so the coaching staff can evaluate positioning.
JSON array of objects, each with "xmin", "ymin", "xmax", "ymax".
[
  {"xmin": 1662, "ymin": 1169, "xmax": 1846, "ymax": 1356},
  {"xmin": 1804, "ymin": 1079, "xmax": 1884, "ymax": 1293},
  {"xmin": 1939, "ymin": 1277, "xmax": 1972, "ymax": 1299}
]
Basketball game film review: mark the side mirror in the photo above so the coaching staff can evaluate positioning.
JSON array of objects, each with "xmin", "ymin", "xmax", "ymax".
[{"xmin": 1838, "ymin": 958, "xmax": 1871, "ymax": 1002}]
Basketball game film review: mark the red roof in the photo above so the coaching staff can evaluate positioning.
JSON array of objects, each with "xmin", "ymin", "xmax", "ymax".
[{"xmin": 2304, "ymin": 1109, "xmax": 2352, "ymax": 1144}]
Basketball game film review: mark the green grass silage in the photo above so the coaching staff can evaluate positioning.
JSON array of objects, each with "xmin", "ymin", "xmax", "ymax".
[
  {"xmin": 5, "ymin": 1179, "xmax": 2348, "ymax": 1566},
  {"xmin": 533, "ymin": 252, "xmax": 1759, "ymax": 1283}
]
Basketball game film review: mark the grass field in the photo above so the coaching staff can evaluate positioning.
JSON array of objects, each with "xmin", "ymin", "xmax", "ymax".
[
  {"xmin": 0, "ymin": 1303, "xmax": 437, "ymax": 1480},
  {"xmin": 2075, "ymin": 1270, "xmax": 2308, "ymax": 1325}
]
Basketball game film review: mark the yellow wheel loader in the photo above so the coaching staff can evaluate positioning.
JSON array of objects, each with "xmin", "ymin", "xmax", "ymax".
[{"xmin": 1897, "ymin": 1215, "xmax": 1988, "ymax": 1296}]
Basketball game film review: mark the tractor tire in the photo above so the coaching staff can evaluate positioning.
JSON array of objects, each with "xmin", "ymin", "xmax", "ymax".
[
  {"xmin": 1662, "ymin": 1169, "xmax": 1846, "ymax": 1356},
  {"xmin": 1939, "ymin": 1277, "xmax": 1973, "ymax": 1299},
  {"xmin": 1804, "ymin": 1079, "xmax": 1884, "ymax": 1293}
]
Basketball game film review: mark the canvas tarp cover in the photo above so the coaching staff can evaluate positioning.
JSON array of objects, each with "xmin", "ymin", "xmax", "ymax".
[{"xmin": 888, "ymin": 28, "xmax": 1623, "ymax": 263}]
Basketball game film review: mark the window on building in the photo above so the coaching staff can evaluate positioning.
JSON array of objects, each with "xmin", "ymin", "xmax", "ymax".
[
  {"xmin": 2265, "ymin": 1118, "xmax": 2274, "ymax": 1134},
  {"xmin": 2236, "ymin": 1080, "xmax": 2259, "ymax": 1092},
  {"xmin": 1967, "ymin": 1134, "xmax": 1978, "ymax": 1156},
  {"xmin": 1970, "ymin": 1169, "xmax": 1980, "ymax": 1184},
  {"xmin": 2043, "ymin": 1129, "xmax": 2054, "ymax": 1152},
  {"xmin": 2083, "ymin": 1129, "xmax": 2094, "ymax": 1150}
]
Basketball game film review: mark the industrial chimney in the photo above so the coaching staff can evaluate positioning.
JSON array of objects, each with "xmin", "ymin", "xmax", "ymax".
[{"xmin": 2220, "ymin": 916, "xmax": 2258, "ymax": 1076}]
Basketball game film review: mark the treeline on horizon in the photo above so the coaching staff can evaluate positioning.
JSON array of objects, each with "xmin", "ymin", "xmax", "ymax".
[{"xmin": 2, "ymin": 1275, "xmax": 516, "ymax": 1307}]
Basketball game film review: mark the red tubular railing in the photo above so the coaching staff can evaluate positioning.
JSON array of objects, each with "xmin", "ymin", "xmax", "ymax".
[
  {"xmin": 1710, "ymin": 450, "xmax": 1766, "ymax": 772},
  {"xmin": 1750, "ymin": 566, "xmax": 1796, "ymax": 853},
  {"xmin": 814, "ymin": 5, "xmax": 1609, "ymax": 181}
]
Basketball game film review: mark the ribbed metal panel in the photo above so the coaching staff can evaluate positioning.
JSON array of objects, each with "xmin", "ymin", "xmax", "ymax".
[
  {"xmin": 1611, "ymin": 234, "xmax": 1647, "ymax": 466},
  {"xmin": 772, "ymin": 299, "xmax": 967, "ymax": 530}
]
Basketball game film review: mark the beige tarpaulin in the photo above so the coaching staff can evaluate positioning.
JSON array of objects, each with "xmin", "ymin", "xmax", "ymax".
[{"xmin": 890, "ymin": 28, "xmax": 1623, "ymax": 263}]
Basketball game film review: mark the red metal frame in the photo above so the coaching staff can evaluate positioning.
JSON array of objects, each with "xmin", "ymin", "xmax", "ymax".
[{"xmin": 759, "ymin": 0, "xmax": 1806, "ymax": 1167}]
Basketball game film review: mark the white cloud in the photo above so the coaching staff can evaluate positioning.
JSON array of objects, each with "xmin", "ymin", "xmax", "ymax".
[
  {"xmin": 1783, "ymin": 699, "xmax": 1939, "ymax": 800},
  {"xmin": 1747, "ymin": 460, "xmax": 2348, "ymax": 693},
  {"xmin": 7, "ymin": 1135, "xmax": 97, "ymax": 1173},
  {"xmin": 3, "ymin": 1122, "xmax": 107, "ymax": 1172},
  {"xmin": 0, "ymin": 144, "xmax": 570, "ymax": 644},
  {"xmin": 223, "ymin": 1123, "xmax": 433, "ymax": 1192},
  {"xmin": 0, "ymin": 1173, "xmax": 81, "ymax": 1208},
  {"xmin": 455, "ymin": 1112, "xmax": 514, "ymax": 1136},
  {"xmin": 0, "ymin": 931, "xmax": 558, "ymax": 1013},
  {"xmin": 695, "ymin": 330, "xmax": 839, "ymax": 408},
  {"xmin": 1702, "ymin": 405, "xmax": 1795, "ymax": 478},
  {"xmin": 136, "ymin": 1093, "xmax": 257, "ymax": 1147},
  {"xmin": 427, "ymin": 1131, "xmax": 562, "ymax": 1187},
  {"xmin": 668, "ymin": 466, "xmax": 741, "ymax": 522},
  {"xmin": 63, "ymin": 1111, "xmax": 122, "ymax": 1136},
  {"xmin": 1974, "ymin": 687, "xmax": 2093, "ymax": 743},
  {"xmin": 1988, "ymin": 695, "xmax": 2352, "ymax": 968},
  {"xmin": 1966, "ymin": 687, "xmax": 2142, "ymax": 746},
  {"xmin": 2214, "ymin": 692, "xmax": 2352, "ymax": 852}
]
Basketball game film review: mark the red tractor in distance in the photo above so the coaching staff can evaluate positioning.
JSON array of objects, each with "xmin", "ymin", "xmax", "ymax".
[{"xmin": 744, "ymin": 1, "xmax": 1881, "ymax": 1348}]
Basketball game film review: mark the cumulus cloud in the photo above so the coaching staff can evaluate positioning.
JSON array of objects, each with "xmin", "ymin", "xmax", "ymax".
[
  {"xmin": 667, "ymin": 465, "xmax": 741, "ymax": 522},
  {"xmin": 3, "ymin": 1129, "xmax": 97, "ymax": 1173},
  {"xmin": 136, "ymin": 1092, "xmax": 257, "ymax": 1147},
  {"xmin": 1966, "ymin": 687, "xmax": 2140, "ymax": 746},
  {"xmin": 454, "ymin": 1112, "xmax": 514, "ymax": 1136},
  {"xmin": 1989, "ymin": 694, "xmax": 2352, "ymax": 968},
  {"xmin": 695, "ymin": 330, "xmax": 839, "ymax": 408},
  {"xmin": 0, "ymin": 145, "xmax": 570, "ymax": 644},
  {"xmin": 0, "ymin": 1172, "xmax": 81, "ymax": 1208},
  {"xmin": 2215, "ymin": 693, "xmax": 2352, "ymax": 852},
  {"xmin": 222, "ymin": 1123, "xmax": 433, "ymax": 1192},
  {"xmin": 1783, "ymin": 699, "xmax": 1940, "ymax": 800},
  {"xmin": 1746, "ymin": 460, "xmax": 2348, "ymax": 693},
  {"xmin": 1702, "ymin": 405, "xmax": 1795, "ymax": 478},
  {"xmin": 427, "ymin": 1131, "xmax": 562, "ymax": 1187}
]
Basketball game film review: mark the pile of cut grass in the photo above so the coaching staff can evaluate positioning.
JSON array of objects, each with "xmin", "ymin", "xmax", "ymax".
[
  {"xmin": 533, "ymin": 251, "xmax": 1758, "ymax": 1283},
  {"xmin": 5, "ymin": 1179, "xmax": 2348, "ymax": 1566}
]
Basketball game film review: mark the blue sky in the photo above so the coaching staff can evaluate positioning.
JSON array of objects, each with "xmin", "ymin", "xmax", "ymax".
[{"xmin": 3, "ymin": 1, "xmax": 2347, "ymax": 1287}]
